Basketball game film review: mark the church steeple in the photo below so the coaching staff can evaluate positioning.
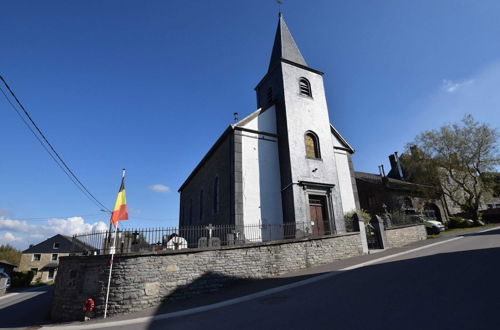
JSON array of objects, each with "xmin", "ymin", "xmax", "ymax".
[{"xmin": 268, "ymin": 13, "xmax": 307, "ymax": 72}]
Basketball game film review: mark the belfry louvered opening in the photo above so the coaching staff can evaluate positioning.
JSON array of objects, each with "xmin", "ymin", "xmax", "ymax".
[{"xmin": 299, "ymin": 78, "xmax": 311, "ymax": 96}]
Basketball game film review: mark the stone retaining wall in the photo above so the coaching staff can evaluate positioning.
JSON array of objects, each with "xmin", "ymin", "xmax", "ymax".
[
  {"xmin": 51, "ymin": 232, "xmax": 363, "ymax": 321},
  {"xmin": 385, "ymin": 224, "xmax": 426, "ymax": 248}
]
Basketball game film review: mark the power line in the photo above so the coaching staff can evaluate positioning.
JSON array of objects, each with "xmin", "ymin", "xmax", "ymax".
[{"xmin": 0, "ymin": 75, "xmax": 111, "ymax": 212}]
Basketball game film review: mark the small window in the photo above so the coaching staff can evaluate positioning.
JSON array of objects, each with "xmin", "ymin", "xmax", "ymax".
[
  {"xmin": 30, "ymin": 267, "xmax": 38, "ymax": 275},
  {"xmin": 33, "ymin": 254, "xmax": 41, "ymax": 261},
  {"xmin": 199, "ymin": 190, "xmax": 204, "ymax": 222},
  {"xmin": 403, "ymin": 197, "xmax": 413, "ymax": 209},
  {"xmin": 299, "ymin": 78, "xmax": 311, "ymax": 96},
  {"xmin": 305, "ymin": 132, "xmax": 320, "ymax": 159},
  {"xmin": 213, "ymin": 177, "xmax": 220, "ymax": 214},
  {"xmin": 53, "ymin": 242, "xmax": 60, "ymax": 249},
  {"xmin": 267, "ymin": 87, "xmax": 273, "ymax": 105},
  {"xmin": 52, "ymin": 254, "xmax": 58, "ymax": 261}
]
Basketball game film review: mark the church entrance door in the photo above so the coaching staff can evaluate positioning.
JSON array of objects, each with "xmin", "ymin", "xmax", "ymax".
[{"xmin": 309, "ymin": 195, "xmax": 331, "ymax": 236}]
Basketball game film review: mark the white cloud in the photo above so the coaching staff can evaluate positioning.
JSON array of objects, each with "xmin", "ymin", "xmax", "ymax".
[
  {"xmin": 0, "ymin": 216, "xmax": 107, "ymax": 249},
  {"xmin": 441, "ymin": 79, "xmax": 475, "ymax": 93},
  {"xmin": 407, "ymin": 59, "xmax": 500, "ymax": 136},
  {"xmin": 1, "ymin": 232, "xmax": 22, "ymax": 242},
  {"xmin": 149, "ymin": 184, "xmax": 171, "ymax": 193}
]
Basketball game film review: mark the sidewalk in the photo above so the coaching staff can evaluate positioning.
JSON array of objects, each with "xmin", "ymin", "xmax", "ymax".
[{"xmin": 45, "ymin": 225, "xmax": 500, "ymax": 328}]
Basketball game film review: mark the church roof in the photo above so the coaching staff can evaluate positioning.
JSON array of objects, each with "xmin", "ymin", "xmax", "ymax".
[
  {"xmin": 330, "ymin": 124, "xmax": 355, "ymax": 154},
  {"xmin": 268, "ymin": 13, "xmax": 307, "ymax": 72}
]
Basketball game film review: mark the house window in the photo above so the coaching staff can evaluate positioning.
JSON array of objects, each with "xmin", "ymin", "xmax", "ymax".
[
  {"xmin": 30, "ymin": 268, "xmax": 38, "ymax": 275},
  {"xmin": 305, "ymin": 132, "xmax": 320, "ymax": 159},
  {"xmin": 199, "ymin": 190, "xmax": 204, "ymax": 222},
  {"xmin": 299, "ymin": 78, "xmax": 311, "ymax": 96},
  {"xmin": 33, "ymin": 254, "xmax": 41, "ymax": 261},
  {"xmin": 52, "ymin": 254, "xmax": 58, "ymax": 261},
  {"xmin": 213, "ymin": 177, "xmax": 219, "ymax": 214},
  {"xmin": 403, "ymin": 197, "xmax": 413, "ymax": 209},
  {"xmin": 48, "ymin": 269, "xmax": 55, "ymax": 280},
  {"xmin": 53, "ymin": 242, "xmax": 60, "ymax": 249}
]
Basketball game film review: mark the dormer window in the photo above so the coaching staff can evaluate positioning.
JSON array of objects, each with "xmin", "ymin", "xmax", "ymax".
[
  {"xmin": 53, "ymin": 242, "xmax": 60, "ymax": 249},
  {"xmin": 299, "ymin": 78, "xmax": 311, "ymax": 97}
]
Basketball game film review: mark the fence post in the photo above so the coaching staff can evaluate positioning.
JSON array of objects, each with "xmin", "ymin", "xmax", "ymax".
[
  {"xmin": 355, "ymin": 213, "xmax": 369, "ymax": 254},
  {"xmin": 374, "ymin": 215, "xmax": 388, "ymax": 249}
]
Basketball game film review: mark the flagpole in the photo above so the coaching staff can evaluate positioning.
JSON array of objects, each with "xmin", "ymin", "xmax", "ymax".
[
  {"xmin": 103, "ymin": 169, "xmax": 125, "ymax": 319},
  {"xmin": 103, "ymin": 220, "xmax": 118, "ymax": 318}
]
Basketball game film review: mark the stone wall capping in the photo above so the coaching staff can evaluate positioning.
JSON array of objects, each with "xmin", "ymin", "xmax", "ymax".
[
  {"xmin": 385, "ymin": 223, "xmax": 425, "ymax": 231},
  {"xmin": 61, "ymin": 231, "xmax": 361, "ymax": 262}
]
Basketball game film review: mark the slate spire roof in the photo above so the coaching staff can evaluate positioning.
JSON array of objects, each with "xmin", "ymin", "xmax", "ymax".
[{"xmin": 268, "ymin": 13, "xmax": 307, "ymax": 71}]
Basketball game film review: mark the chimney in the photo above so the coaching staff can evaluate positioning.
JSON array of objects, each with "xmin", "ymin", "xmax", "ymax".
[
  {"xmin": 395, "ymin": 151, "xmax": 404, "ymax": 180},
  {"xmin": 378, "ymin": 165, "xmax": 386, "ymax": 177}
]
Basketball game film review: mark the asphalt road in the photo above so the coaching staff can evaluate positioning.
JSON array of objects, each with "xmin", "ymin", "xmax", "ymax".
[
  {"xmin": 73, "ymin": 227, "xmax": 500, "ymax": 330},
  {"xmin": 0, "ymin": 285, "xmax": 53, "ymax": 329}
]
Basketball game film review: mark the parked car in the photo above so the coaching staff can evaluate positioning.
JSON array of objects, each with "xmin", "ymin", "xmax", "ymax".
[
  {"xmin": 424, "ymin": 219, "xmax": 445, "ymax": 235},
  {"xmin": 0, "ymin": 271, "xmax": 11, "ymax": 290}
]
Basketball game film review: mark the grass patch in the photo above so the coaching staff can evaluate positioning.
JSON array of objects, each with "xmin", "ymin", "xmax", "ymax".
[
  {"xmin": 30, "ymin": 281, "xmax": 54, "ymax": 287},
  {"xmin": 444, "ymin": 223, "xmax": 497, "ymax": 234}
]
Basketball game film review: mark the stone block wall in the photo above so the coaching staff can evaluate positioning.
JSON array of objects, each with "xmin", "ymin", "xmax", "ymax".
[
  {"xmin": 51, "ymin": 232, "xmax": 363, "ymax": 321},
  {"xmin": 385, "ymin": 224, "xmax": 426, "ymax": 248}
]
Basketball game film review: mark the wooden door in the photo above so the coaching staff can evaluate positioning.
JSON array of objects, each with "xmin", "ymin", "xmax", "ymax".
[{"xmin": 309, "ymin": 198, "xmax": 330, "ymax": 236}]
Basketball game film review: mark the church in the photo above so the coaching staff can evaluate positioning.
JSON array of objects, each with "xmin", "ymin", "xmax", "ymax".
[{"xmin": 178, "ymin": 14, "xmax": 360, "ymax": 240}]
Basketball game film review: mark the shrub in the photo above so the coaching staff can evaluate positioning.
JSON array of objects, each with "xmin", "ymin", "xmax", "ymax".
[
  {"xmin": 448, "ymin": 216, "xmax": 474, "ymax": 229},
  {"xmin": 10, "ymin": 271, "xmax": 35, "ymax": 288}
]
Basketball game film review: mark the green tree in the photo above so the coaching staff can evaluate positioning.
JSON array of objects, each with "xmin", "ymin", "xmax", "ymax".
[
  {"xmin": 0, "ymin": 244, "xmax": 21, "ymax": 265},
  {"xmin": 403, "ymin": 115, "xmax": 499, "ymax": 224}
]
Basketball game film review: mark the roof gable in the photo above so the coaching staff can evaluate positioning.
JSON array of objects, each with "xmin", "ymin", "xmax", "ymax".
[{"xmin": 330, "ymin": 124, "xmax": 355, "ymax": 153}]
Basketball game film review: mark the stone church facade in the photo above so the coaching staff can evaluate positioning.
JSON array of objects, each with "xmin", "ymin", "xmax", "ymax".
[{"xmin": 178, "ymin": 14, "xmax": 360, "ymax": 239}]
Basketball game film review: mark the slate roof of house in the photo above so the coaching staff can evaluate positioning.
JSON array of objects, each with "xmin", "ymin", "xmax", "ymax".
[
  {"xmin": 22, "ymin": 234, "xmax": 74, "ymax": 254},
  {"xmin": 355, "ymin": 171, "xmax": 430, "ymax": 191}
]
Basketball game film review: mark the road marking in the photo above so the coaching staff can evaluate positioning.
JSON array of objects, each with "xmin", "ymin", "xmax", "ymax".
[
  {"xmin": 41, "ymin": 232, "xmax": 483, "ymax": 330},
  {"xmin": 0, "ymin": 292, "xmax": 19, "ymax": 300},
  {"xmin": 341, "ymin": 237, "xmax": 463, "ymax": 270}
]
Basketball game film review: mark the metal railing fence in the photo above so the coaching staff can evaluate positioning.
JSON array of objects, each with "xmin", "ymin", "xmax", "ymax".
[{"xmin": 71, "ymin": 221, "xmax": 335, "ymax": 256}]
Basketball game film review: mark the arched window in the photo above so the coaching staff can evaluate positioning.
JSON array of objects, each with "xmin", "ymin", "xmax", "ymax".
[
  {"xmin": 403, "ymin": 197, "xmax": 413, "ymax": 209},
  {"xmin": 305, "ymin": 132, "xmax": 320, "ymax": 159},
  {"xmin": 299, "ymin": 78, "xmax": 311, "ymax": 97},
  {"xmin": 213, "ymin": 177, "xmax": 219, "ymax": 214}
]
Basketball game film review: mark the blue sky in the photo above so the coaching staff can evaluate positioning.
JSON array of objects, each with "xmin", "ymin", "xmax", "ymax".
[{"xmin": 1, "ymin": 0, "xmax": 499, "ymax": 249}]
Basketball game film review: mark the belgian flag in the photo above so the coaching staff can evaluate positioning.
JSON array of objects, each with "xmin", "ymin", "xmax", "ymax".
[{"xmin": 110, "ymin": 173, "xmax": 128, "ymax": 227}]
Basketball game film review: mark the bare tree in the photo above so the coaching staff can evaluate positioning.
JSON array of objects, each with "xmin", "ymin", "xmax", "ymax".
[{"xmin": 402, "ymin": 115, "xmax": 499, "ymax": 223}]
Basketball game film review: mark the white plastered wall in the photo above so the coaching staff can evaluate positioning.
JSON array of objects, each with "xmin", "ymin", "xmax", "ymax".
[
  {"xmin": 240, "ymin": 106, "xmax": 283, "ymax": 241},
  {"xmin": 331, "ymin": 131, "xmax": 356, "ymax": 214}
]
